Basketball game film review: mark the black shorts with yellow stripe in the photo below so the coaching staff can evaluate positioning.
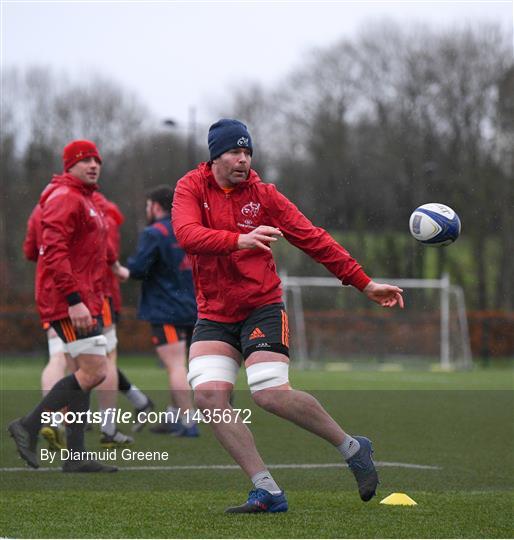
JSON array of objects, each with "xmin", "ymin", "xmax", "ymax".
[
  {"xmin": 151, "ymin": 324, "xmax": 194, "ymax": 348},
  {"xmin": 50, "ymin": 316, "xmax": 103, "ymax": 343},
  {"xmin": 191, "ymin": 303, "xmax": 289, "ymax": 360}
]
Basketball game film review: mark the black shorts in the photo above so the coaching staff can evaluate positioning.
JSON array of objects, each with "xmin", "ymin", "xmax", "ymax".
[
  {"xmin": 151, "ymin": 324, "xmax": 194, "ymax": 348},
  {"xmin": 191, "ymin": 303, "xmax": 289, "ymax": 360},
  {"xmin": 51, "ymin": 316, "xmax": 103, "ymax": 344},
  {"xmin": 101, "ymin": 296, "xmax": 120, "ymax": 326}
]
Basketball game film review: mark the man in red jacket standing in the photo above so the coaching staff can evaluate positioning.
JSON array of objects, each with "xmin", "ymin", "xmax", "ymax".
[
  {"xmin": 9, "ymin": 140, "xmax": 118, "ymax": 473},
  {"xmin": 172, "ymin": 119, "xmax": 405, "ymax": 513},
  {"xmin": 24, "ymin": 194, "xmax": 152, "ymax": 446}
]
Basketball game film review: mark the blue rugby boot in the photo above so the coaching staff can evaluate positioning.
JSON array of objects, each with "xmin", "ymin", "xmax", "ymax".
[
  {"xmin": 225, "ymin": 488, "xmax": 288, "ymax": 513},
  {"xmin": 346, "ymin": 436, "xmax": 379, "ymax": 502},
  {"xmin": 149, "ymin": 419, "xmax": 182, "ymax": 434},
  {"xmin": 171, "ymin": 422, "xmax": 200, "ymax": 438}
]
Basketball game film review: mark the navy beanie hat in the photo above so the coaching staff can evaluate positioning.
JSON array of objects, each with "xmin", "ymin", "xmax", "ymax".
[{"xmin": 208, "ymin": 119, "xmax": 253, "ymax": 161}]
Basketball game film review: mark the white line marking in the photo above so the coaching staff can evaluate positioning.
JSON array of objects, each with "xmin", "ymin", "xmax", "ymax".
[{"xmin": 0, "ymin": 461, "xmax": 441, "ymax": 472}]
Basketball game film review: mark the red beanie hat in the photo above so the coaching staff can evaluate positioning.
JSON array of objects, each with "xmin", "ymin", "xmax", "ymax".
[{"xmin": 62, "ymin": 140, "xmax": 102, "ymax": 171}]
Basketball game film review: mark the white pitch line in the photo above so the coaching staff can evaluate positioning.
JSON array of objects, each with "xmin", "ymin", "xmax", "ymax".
[{"xmin": 0, "ymin": 461, "xmax": 441, "ymax": 472}]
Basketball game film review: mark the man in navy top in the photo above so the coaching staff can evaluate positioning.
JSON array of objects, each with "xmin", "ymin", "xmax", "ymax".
[{"xmin": 125, "ymin": 185, "xmax": 198, "ymax": 436}]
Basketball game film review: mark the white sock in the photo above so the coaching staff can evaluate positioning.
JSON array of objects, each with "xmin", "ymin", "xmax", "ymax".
[
  {"xmin": 337, "ymin": 434, "xmax": 360, "ymax": 460},
  {"xmin": 100, "ymin": 409, "xmax": 116, "ymax": 436},
  {"xmin": 126, "ymin": 386, "xmax": 149, "ymax": 409},
  {"xmin": 251, "ymin": 470, "xmax": 281, "ymax": 494},
  {"xmin": 180, "ymin": 409, "xmax": 197, "ymax": 428},
  {"xmin": 166, "ymin": 405, "xmax": 180, "ymax": 423}
]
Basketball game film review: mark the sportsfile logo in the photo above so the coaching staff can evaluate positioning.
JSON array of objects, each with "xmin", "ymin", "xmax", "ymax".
[{"xmin": 40, "ymin": 407, "xmax": 252, "ymax": 427}]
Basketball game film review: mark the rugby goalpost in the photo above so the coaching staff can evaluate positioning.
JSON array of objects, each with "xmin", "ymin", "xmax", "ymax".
[{"xmin": 281, "ymin": 273, "xmax": 472, "ymax": 370}]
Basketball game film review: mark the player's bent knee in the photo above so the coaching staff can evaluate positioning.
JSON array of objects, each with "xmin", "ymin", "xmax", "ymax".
[
  {"xmin": 246, "ymin": 361, "xmax": 289, "ymax": 394},
  {"xmin": 79, "ymin": 371, "xmax": 106, "ymax": 389},
  {"xmin": 103, "ymin": 326, "xmax": 118, "ymax": 354},
  {"xmin": 90, "ymin": 372, "xmax": 107, "ymax": 387},
  {"xmin": 187, "ymin": 355, "xmax": 239, "ymax": 390},
  {"xmin": 251, "ymin": 385, "xmax": 290, "ymax": 413},
  {"xmin": 81, "ymin": 359, "xmax": 108, "ymax": 387},
  {"xmin": 193, "ymin": 388, "xmax": 227, "ymax": 411},
  {"xmin": 66, "ymin": 335, "xmax": 108, "ymax": 359}
]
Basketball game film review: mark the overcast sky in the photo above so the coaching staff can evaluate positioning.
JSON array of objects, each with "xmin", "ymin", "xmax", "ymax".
[{"xmin": 1, "ymin": 1, "xmax": 512, "ymax": 129}]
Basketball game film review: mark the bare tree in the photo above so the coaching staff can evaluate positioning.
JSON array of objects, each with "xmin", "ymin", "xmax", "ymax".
[
  {"xmin": 1, "ymin": 67, "xmax": 152, "ymax": 302},
  {"xmin": 225, "ymin": 22, "xmax": 512, "ymax": 309}
]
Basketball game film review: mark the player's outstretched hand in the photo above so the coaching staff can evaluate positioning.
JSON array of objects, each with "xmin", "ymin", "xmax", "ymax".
[
  {"xmin": 238, "ymin": 226, "xmax": 283, "ymax": 251},
  {"xmin": 363, "ymin": 281, "xmax": 404, "ymax": 309}
]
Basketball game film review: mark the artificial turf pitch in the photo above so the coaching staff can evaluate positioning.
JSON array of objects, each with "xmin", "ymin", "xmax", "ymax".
[{"xmin": 1, "ymin": 356, "xmax": 513, "ymax": 538}]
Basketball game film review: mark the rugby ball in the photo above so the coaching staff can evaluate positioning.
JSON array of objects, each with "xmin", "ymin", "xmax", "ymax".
[{"xmin": 409, "ymin": 203, "xmax": 461, "ymax": 246}]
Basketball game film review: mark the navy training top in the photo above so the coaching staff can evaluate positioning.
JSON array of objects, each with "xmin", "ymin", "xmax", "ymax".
[{"xmin": 127, "ymin": 217, "xmax": 197, "ymax": 325}]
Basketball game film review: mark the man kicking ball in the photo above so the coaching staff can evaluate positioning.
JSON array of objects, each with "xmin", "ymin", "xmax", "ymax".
[{"xmin": 172, "ymin": 119, "xmax": 404, "ymax": 512}]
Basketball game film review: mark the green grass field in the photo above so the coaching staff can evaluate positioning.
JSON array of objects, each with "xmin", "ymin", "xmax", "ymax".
[{"xmin": 1, "ymin": 356, "xmax": 513, "ymax": 538}]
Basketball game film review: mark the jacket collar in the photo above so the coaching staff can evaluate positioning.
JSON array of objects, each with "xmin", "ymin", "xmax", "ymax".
[{"xmin": 40, "ymin": 173, "xmax": 98, "ymax": 206}]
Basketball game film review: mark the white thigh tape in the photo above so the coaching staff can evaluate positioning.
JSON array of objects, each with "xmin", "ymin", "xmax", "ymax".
[
  {"xmin": 103, "ymin": 326, "xmax": 118, "ymax": 354},
  {"xmin": 187, "ymin": 355, "xmax": 239, "ymax": 389},
  {"xmin": 246, "ymin": 361, "xmax": 289, "ymax": 393},
  {"xmin": 66, "ymin": 335, "xmax": 108, "ymax": 359},
  {"xmin": 48, "ymin": 336, "xmax": 65, "ymax": 356}
]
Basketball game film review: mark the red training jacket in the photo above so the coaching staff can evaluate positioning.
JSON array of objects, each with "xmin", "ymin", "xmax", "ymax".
[
  {"xmin": 172, "ymin": 162, "xmax": 370, "ymax": 323},
  {"xmin": 36, "ymin": 173, "xmax": 113, "ymax": 322}
]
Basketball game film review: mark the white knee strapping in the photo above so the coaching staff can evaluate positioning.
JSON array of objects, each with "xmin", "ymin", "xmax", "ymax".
[
  {"xmin": 187, "ymin": 355, "xmax": 239, "ymax": 389},
  {"xmin": 66, "ymin": 335, "xmax": 108, "ymax": 359},
  {"xmin": 48, "ymin": 336, "xmax": 65, "ymax": 356},
  {"xmin": 246, "ymin": 361, "xmax": 289, "ymax": 393},
  {"xmin": 103, "ymin": 326, "xmax": 118, "ymax": 354}
]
